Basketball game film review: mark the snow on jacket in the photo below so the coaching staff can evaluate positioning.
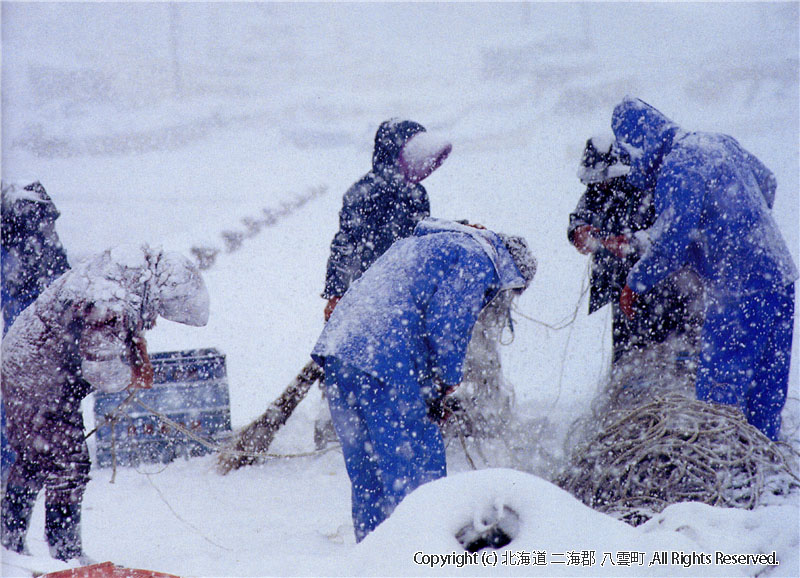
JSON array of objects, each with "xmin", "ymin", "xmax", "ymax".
[
  {"xmin": 1, "ymin": 245, "xmax": 209, "ymax": 428},
  {"xmin": 313, "ymin": 218, "xmax": 527, "ymax": 394},
  {"xmin": 1, "ymin": 181, "xmax": 70, "ymax": 333},
  {"xmin": 611, "ymin": 97, "xmax": 798, "ymax": 298},
  {"xmin": 322, "ymin": 119, "xmax": 430, "ymax": 299}
]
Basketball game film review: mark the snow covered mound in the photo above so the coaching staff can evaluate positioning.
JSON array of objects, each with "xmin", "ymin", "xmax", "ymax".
[{"xmin": 343, "ymin": 468, "xmax": 798, "ymax": 577}]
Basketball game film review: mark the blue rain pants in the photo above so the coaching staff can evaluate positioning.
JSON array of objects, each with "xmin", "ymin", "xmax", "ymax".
[
  {"xmin": 324, "ymin": 356, "xmax": 446, "ymax": 541},
  {"xmin": 696, "ymin": 283, "xmax": 795, "ymax": 440}
]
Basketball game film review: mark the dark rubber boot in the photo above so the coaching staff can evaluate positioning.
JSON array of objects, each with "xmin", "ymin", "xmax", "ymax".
[
  {"xmin": 45, "ymin": 502, "xmax": 83, "ymax": 561},
  {"xmin": 1, "ymin": 485, "xmax": 38, "ymax": 554}
]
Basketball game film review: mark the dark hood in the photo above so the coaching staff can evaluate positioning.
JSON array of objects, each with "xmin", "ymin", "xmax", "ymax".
[{"xmin": 372, "ymin": 119, "xmax": 426, "ymax": 174}]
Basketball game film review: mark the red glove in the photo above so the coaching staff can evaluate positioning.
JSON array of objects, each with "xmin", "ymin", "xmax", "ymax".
[
  {"xmin": 571, "ymin": 225, "xmax": 601, "ymax": 255},
  {"xmin": 129, "ymin": 336, "xmax": 154, "ymax": 389},
  {"xmin": 324, "ymin": 296, "xmax": 341, "ymax": 322},
  {"xmin": 601, "ymin": 235, "xmax": 633, "ymax": 259},
  {"xmin": 620, "ymin": 285, "xmax": 637, "ymax": 319}
]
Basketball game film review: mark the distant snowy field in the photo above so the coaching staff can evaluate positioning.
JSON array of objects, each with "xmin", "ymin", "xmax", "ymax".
[{"xmin": 1, "ymin": 3, "xmax": 798, "ymax": 577}]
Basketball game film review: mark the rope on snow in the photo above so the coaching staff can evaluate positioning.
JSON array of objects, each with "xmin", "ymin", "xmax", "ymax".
[{"xmin": 557, "ymin": 388, "xmax": 800, "ymax": 526}]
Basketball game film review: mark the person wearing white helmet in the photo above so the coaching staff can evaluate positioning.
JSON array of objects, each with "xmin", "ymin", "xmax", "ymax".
[{"xmin": 1, "ymin": 244, "xmax": 209, "ymax": 562}]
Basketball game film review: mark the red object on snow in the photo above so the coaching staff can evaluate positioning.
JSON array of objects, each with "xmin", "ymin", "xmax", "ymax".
[{"xmin": 42, "ymin": 561, "xmax": 181, "ymax": 578}]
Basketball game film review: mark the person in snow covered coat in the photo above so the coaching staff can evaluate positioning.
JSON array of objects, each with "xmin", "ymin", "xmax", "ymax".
[
  {"xmin": 312, "ymin": 218, "xmax": 536, "ymax": 541},
  {"xmin": 611, "ymin": 96, "xmax": 798, "ymax": 440},
  {"xmin": 568, "ymin": 136, "xmax": 702, "ymax": 363},
  {"xmin": 1, "ymin": 244, "xmax": 209, "ymax": 562},
  {"xmin": 1, "ymin": 181, "xmax": 70, "ymax": 335},
  {"xmin": 322, "ymin": 118, "xmax": 452, "ymax": 320}
]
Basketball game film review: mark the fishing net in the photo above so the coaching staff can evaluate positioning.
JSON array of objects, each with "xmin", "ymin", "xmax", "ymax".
[{"xmin": 557, "ymin": 334, "xmax": 800, "ymax": 526}]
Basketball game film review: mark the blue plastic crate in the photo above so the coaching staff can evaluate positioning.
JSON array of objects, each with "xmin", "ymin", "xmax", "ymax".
[{"xmin": 93, "ymin": 348, "xmax": 232, "ymax": 468}]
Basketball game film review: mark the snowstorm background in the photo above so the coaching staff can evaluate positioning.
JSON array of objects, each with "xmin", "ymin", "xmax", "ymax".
[{"xmin": 1, "ymin": 3, "xmax": 798, "ymax": 576}]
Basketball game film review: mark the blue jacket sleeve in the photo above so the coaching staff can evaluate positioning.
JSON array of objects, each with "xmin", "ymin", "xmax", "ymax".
[
  {"xmin": 744, "ymin": 149, "xmax": 777, "ymax": 209},
  {"xmin": 423, "ymin": 252, "xmax": 497, "ymax": 387},
  {"xmin": 627, "ymin": 160, "xmax": 704, "ymax": 293}
]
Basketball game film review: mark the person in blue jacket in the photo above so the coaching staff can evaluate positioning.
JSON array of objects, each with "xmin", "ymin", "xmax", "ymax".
[
  {"xmin": 312, "ymin": 218, "xmax": 536, "ymax": 541},
  {"xmin": 612, "ymin": 97, "xmax": 798, "ymax": 440}
]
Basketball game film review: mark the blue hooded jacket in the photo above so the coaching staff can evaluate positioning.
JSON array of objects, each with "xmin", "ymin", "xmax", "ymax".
[
  {"xmin": 612, "ymin": 97, "xmax": 798, "ymax": 299},
  {"xmin": 313, "ymin": 218, "xmax": 526, "ymax": 394},
  {"xmin": 322, "ymin": 119, "xmax": 430, "ymax": 299}
]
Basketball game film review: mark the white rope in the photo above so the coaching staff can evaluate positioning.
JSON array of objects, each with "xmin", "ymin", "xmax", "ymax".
[{"xmin": 558, "ymin": 393, "xmax": 800, "ymax": 525}]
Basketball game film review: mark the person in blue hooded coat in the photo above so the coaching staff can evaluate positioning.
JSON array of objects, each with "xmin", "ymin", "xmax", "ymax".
[
  {"xmin": 611, "ymin": 97, "xmax": 798, "ymax": 440},
  {"xmin": 312, "ymin": 218, "xmax": 536, "ymax": 541}
]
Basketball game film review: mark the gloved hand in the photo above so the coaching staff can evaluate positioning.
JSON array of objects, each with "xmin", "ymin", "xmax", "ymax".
[
  {"xmin": 427, "ymin": 395, "xmax": 463, "ymax": 426},
  {"xmin": 620, "ymin": 284, "xmax": 637, "ymax": 319},
  {"xmin": 324, "ymin": 296, "xmax": 341, "ymax": 322},
  {"xmin": 129, "ymin": 335, "xmax": 154, "ymax": 389},
  {"xmin": 601, "ymin": 234, "xmax": 634, "ymax": 259},
  {"xmin": 571, "ymin": 225, "xmax": 601, "ymax": 254}
]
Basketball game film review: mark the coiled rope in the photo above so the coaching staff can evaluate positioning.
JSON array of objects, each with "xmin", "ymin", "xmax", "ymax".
[{"xmin": 557, "ymin": 389, "xmax": 799, "ymax": 526}]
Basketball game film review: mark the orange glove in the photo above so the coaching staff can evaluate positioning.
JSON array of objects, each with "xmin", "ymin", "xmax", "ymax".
[
  {"xmin": 324, "ymin": 296, "xmax": 341, "ymax": 322},
  {"xmin": 620, "ymin": 285, "xmax": 637, "ymax": 319},
  {"xmin": 129, "ymin": 335, "xmax": 154, "ymax": 389},
  {"xmin": 571, "ymin": 225, "xmax": 601, "ymax": 254}
]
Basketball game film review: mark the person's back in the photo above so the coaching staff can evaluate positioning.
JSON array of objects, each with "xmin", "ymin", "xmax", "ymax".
[
  {"xmin": 1, "ymin": 181, "xmax": 70, "ymax": 334},
  {"xmin": 664, "ymin": 131, "xmax": 795, "ymax": 296},
  {"xmin": 317, "ymin": 225, "xmax": 499, "ymax": 390},
  {"xmin": 612, "ymin": 97, "xmax": 797, "ymax": 299}
]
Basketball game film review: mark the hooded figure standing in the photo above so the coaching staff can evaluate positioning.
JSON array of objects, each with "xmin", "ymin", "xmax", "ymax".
[
  {"xmin": 322, "ymin": 118, "xmax": 452, "ymax": 319},
  {"xmin": 312, "ymin": 218, "xmax": 536, "ymax": 541},
  {"xmin": 1, "ymin": 181, "xmax": 70, "ymax": 335},
  {"xmin": 1, "ymin": 244, "xmax": 209, "ymax": 562},
  {"xmin": 612, "ymin": 97, "xmax": 798, "ymax": 440}
]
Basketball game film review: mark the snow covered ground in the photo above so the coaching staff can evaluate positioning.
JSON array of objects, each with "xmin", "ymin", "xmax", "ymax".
[{"xmin": 2, "ymin": 3, "xmax": 799, "ymax": 577}]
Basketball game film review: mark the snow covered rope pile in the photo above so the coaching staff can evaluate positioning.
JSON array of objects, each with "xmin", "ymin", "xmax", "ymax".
[{"xmin": 557, "ymin": 391, "xmax": 800, "ymax": 526}]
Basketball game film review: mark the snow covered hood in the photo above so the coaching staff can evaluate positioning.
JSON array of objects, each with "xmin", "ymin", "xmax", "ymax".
[
  {"xmin": 67, "ymin": 244, "xmax": 210, "ymax": 329},
  {"xmin": 371, "ymin": 118, "xmax": 426, "ymax": 174},
  {"xmin": 611, "ymin": 97, "xmax": 683, "ymax": 190},
  {"xmin": 414, "ymin": 218, "xmax": 528, "ymax": 292}
]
